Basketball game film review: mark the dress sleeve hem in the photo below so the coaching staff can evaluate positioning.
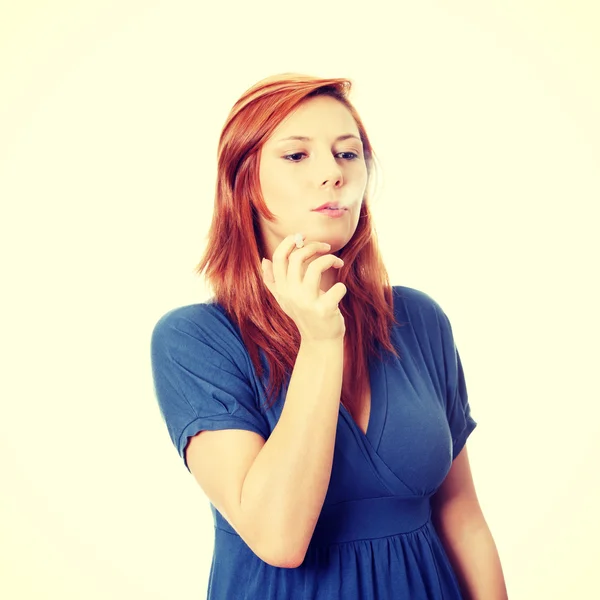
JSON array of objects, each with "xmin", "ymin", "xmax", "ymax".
[
  {"xmin": 178, "ymin": 416, "xmax": 269, "ymax": 473},
  {"xmin": 451, "ymin": 416, "xmax": 477, "ymax": 461}
]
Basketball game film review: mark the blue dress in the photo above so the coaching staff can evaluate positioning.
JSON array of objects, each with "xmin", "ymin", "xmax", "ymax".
[{"xmin": 150, "ymin": 285, "xmax": 477, "ymax": 599}]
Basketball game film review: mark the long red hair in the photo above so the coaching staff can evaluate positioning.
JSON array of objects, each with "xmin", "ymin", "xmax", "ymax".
[{"xmin": 194, "ymin": 73, "xmax": 402, "ymax": 417}]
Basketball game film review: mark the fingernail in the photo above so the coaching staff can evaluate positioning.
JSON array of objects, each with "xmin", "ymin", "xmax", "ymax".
[{"xmin": 294, "ymin": 233, "xmax": 305, "ymax": 248}]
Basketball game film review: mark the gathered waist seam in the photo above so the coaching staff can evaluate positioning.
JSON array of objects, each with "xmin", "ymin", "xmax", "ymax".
[{"xmin": 308, "ymin": 518, "xmax": 433, "ymax": 549}]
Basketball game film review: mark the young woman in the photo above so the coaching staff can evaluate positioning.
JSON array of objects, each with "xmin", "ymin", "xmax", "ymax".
[{"xmin": 150, "ymin": 73, "xmax": 508, "ymax": 599}]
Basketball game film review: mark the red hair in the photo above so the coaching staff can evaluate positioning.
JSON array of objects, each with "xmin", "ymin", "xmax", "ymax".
[{"xmin": 194, "ymin": 73, "xmax": 402, "ymax": 416}]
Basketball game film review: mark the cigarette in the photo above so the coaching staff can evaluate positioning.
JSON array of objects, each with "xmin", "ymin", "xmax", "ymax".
[{"xmin": 294, "ymin": 233, "xmax": 304, "ymax": 249}]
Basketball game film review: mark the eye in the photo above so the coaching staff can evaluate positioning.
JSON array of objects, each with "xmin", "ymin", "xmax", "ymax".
[
  {"xmin": 283, "ymin": 152, "xmax": 360, "ymax": 162},
  {"xmin": 283, "ymin": 152, "xmax": 306, "ymax": 162}
]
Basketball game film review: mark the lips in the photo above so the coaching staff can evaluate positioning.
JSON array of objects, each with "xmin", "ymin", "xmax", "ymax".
[{"xmin": 313, "ymin": 202, "xmax": 347, "ymax": 211}]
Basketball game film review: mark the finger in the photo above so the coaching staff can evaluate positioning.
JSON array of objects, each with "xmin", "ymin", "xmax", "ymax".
[
  {"xmin": 303, "ymin": 254, "xmax": 345, "ymax": 298},
  {"xmin": 271, "ymin": 233, "xmax": 304, "ymax": 288},
  {"xmin": 287, "ymin": 242, "xmax": 331, "ymax": 287},
  {"xmin": 320, "ymin": 281, "xmax": 347, "ymax": 311}
]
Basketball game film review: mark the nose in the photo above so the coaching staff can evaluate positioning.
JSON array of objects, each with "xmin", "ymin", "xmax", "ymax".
[{"xmin": 318, "ymin": 157, "xmax": 344, "ymax": 188}]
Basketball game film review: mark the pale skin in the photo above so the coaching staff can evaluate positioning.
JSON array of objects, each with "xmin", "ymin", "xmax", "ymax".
[
  {"xmin": 257, "ymin": 94, "xmax": 370, "ymax": 422},
  {"xmin": 433, "ymin": 447, "xmax": 509, "ymax": 599},
  {"xmin": 189, "ymin": 95, "xmax": 508, "ymax": 593},
  {"xmin": 257, "ymin": 94, "xmax": 368, "ymax": 294},
  {"xmin": 258, "ymin": 95, "xmax": 508, "ymax": 596}
]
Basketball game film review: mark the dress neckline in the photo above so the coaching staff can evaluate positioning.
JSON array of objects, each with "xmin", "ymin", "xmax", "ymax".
[{"xmin": 339, "ymin": 353, "xmax": 387, "ymax": 449}]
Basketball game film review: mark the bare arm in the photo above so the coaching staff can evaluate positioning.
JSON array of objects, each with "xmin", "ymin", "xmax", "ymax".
[
  {"xmin": 185, "ymin": 337, "xmax": 344, "ymax": 569},
  {"xmin": 186, "ymin": 235, "xmax": 346, "ymax": 568},
  {"xmin": 240, "ymin": 338, "xmax": 344, "ymax": 567},
  {"xmin": 431, "ymin": 446, "xmax": 508, "ymax": 599}
]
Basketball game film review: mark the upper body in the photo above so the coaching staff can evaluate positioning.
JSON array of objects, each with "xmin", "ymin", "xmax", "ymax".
[
  {"xmin": 150, "ymin": 284, "xmax": 478, "ymax": 598},
  {"xmin": 149, "ymin": 72, "xmax": 507, "ymax": 599}
]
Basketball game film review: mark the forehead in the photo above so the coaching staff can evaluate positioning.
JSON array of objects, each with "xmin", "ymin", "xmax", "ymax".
[{"xmin": 268, "ymin": 95, "xmax": 359, "ymax": 141}]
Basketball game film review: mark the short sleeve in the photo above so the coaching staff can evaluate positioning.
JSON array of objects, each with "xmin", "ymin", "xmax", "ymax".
[
  {"xmin": 434, "ymin": 303, "xmax": 478, "ymax": 460},
  {"xmin": 150, "ymin": 306, "xmax": 270, "ymax": 473}
]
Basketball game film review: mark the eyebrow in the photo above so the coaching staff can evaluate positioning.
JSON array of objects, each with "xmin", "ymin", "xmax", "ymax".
[{"xmin": 275, "ymin": 134, "xmax": 362, "ymax": 144}]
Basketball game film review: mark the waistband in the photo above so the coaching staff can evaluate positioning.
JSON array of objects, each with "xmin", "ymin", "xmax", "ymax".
[
  {"xmin": 310, "ymin": 495, "xmax": 431, "ymax": 546},
  {"xmin": 214, "ymin": 496, "xmax": 431, "ymax": 547}
]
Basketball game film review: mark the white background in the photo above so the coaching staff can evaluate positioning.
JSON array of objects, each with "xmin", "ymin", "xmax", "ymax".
[{"xmin": 1, "ymin": 1, "xmax": 599, "ymax": 598}]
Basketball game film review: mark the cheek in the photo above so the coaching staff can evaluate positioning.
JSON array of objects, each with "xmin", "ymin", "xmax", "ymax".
[
  {"xmin": 260, "ymin": 184, "xmax": 305, "ymax": 220},
  {"xmin": 348, "ymin": 161, "xmax": 368, "ymax": 183},
  {"xmin": 273, "ymin": 172, "xmax": 298, "ymax": 190},
  {"xmin": 264, "ymin": 183, "xmax": 297, "ymax": 208}
]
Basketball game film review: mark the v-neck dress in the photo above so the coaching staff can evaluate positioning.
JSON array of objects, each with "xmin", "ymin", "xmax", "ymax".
[{"xmin": 150, "ymin": 285, "xmax": 477, "ymax": 599}]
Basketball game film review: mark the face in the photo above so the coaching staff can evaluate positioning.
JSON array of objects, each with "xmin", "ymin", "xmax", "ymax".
[{"xmin": 257, "ymin": 95, "xmax": 368, "ymax": 263}]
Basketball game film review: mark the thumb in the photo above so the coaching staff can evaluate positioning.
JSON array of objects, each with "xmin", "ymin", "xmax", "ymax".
[{"xmin": 261, "ymin": 258, "xmax": 274, "ymax": 290}]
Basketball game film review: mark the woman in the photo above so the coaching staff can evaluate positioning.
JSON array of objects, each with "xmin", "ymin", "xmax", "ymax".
[{"xmin": 150, "ymin": 73, "xmax": 508, "ymax": 599}]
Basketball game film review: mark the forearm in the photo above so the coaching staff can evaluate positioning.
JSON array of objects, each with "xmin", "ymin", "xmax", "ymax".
[
  {"xmin": 240, "ymin": 338, "xmax": 344, "ymax": 566},
  {"xmin": 434, "ymin": 511, "xmax": 508, "ymax": 600}
]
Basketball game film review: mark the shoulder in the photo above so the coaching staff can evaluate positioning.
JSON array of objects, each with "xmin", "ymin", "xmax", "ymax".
[
  {"xmin": 151, "ymin": 300, "xmax": 248, "ymax": 364},
  {"xmin": 390, "ymin": 285, "xmax": 457, "ymax": 349},
  {"xmin": 152, "ymin": 300, "xmax": 228, "ymax": 337},
  {"xmin": 391, "ymin": 285, "xmax": 447, "ymax": 324},
  {"xmin": 391, "ymin": 285, "xmax": 459, "ymax": 362}
]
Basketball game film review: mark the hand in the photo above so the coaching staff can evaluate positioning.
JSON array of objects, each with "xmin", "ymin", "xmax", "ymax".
[{"xmin": 261, "ymin": 234, "xmax": 347, "ymax": 342}]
